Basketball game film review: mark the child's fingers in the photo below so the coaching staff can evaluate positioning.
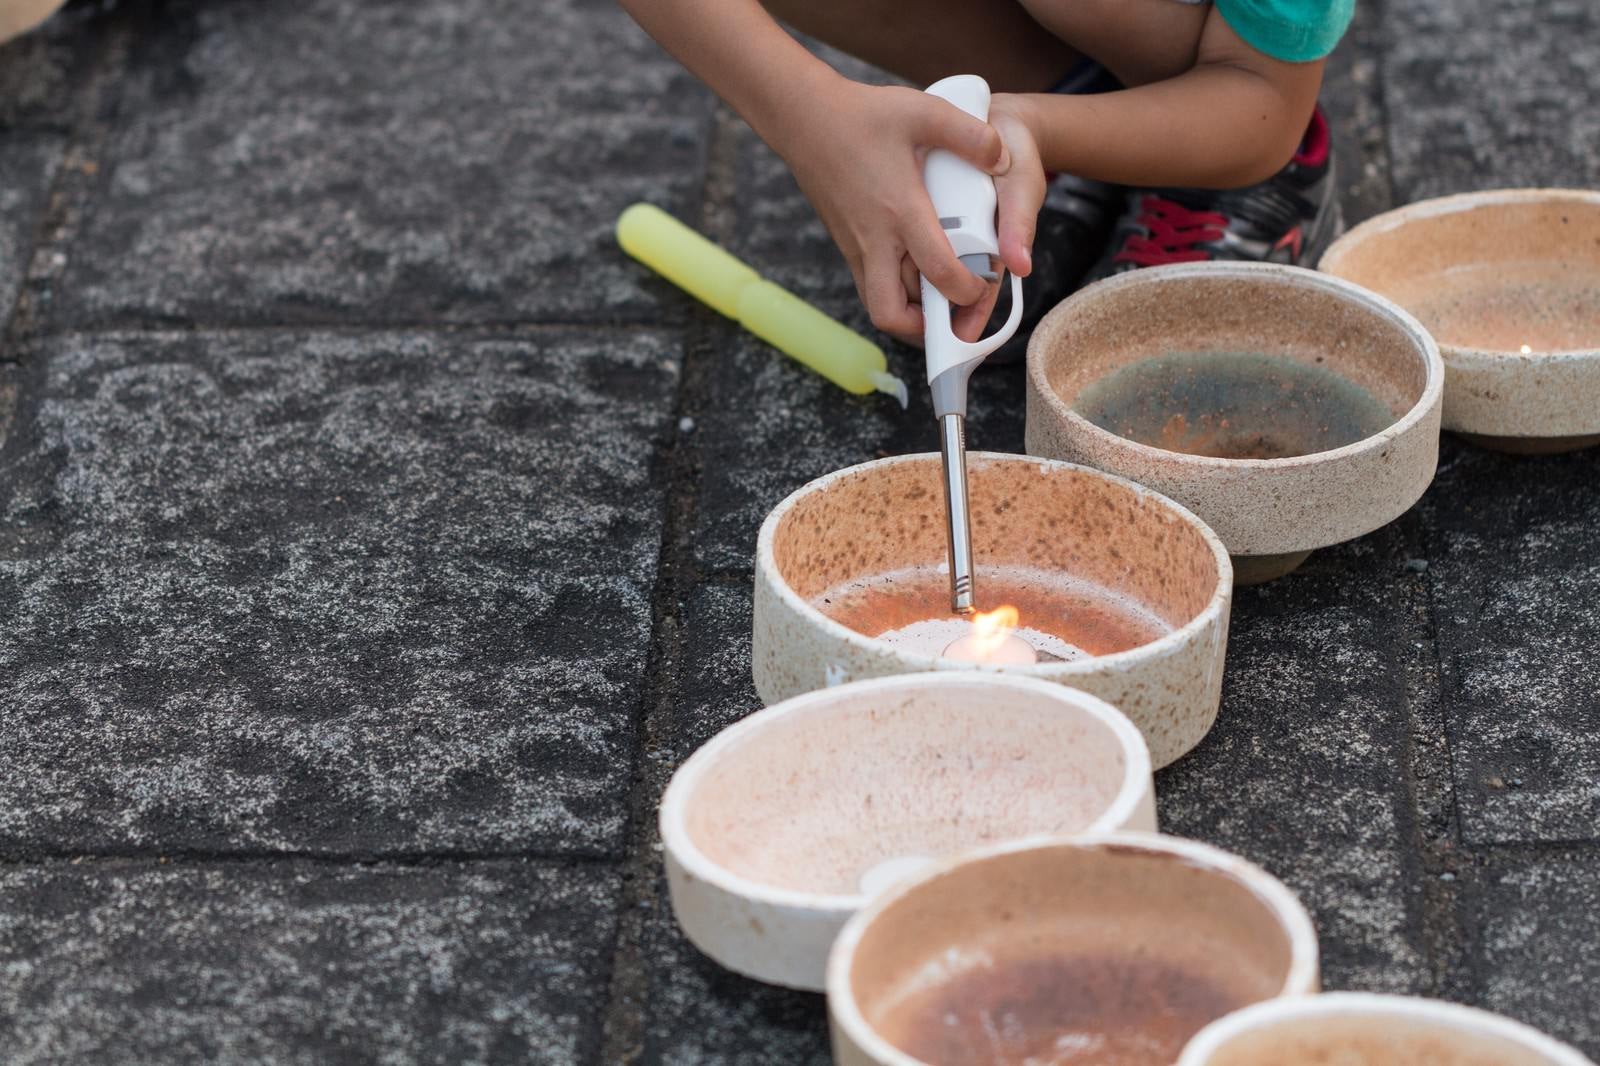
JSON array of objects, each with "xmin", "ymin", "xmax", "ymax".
[
  {"xmin": 900, "ymin": 257, "xmax": 922, "ymax": 307},
  {"xmin": 992, "ymin": 131, "xmax": 1044, "ymax": 279},
  {"xmin": 863, "ymin": 248, "xmax": 924, "ymax": 343},
  {"xmin": 903, "ymin": 208, "xmax": 988, "ymax": 309},
  {"xmin": 950, "ymin": 274, "xmax": 1002, "ymax": 342},
  {"xmin": 913, "ymin": 96, "xmax": 1010, "ymax": 176}
]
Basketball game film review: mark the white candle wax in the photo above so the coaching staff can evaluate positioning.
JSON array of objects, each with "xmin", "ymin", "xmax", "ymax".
[{"xmin": 874, "ymin": 618, "xmax": 1087, "ymax": 663}]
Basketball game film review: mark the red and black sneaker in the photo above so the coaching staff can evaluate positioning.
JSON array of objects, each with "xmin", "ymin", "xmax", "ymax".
[{"xmin": 1086, "ymin": 107, "xmax": 1343, "ymax": 282}]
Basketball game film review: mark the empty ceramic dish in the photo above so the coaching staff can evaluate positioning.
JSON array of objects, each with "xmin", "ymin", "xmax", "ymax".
[
  {"xmin": 828, "ymin": 832, "xmax": 1319, "ymax": 1066},
  {"xmin": 752, "ymin": 452, "xmax": 1232, "ymax": 769},
  {"xmin": 659, "ymin": 673, "xmax": 1156, "ymax": 991},
  {"xmin": 1026, "ymin": 262, "xmax": 1443, "ymax": 583},
  {"xmin": 1178, "ymin": 992, "xmax": 1595, "ymax": 1066},
  {"xmin": 1320, "ymin": 188, "xmax": 1600, "ymax": 454}
]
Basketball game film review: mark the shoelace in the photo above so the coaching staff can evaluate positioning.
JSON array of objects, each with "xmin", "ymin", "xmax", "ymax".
[{"xmin": 1113, "ymin": 195, "xmax": 1229, "ymax": 267}]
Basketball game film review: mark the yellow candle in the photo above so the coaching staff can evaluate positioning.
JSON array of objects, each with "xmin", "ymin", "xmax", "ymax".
[{"xmin": 616, "ymin": 203, "xmax": 908, "ymax": 406}]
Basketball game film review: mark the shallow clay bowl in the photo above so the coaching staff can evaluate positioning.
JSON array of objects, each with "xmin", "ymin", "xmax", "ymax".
[
  {"xmin": 659, "ymin": 673, "xmax": 1156, "ymax": 991},
  {"xmin": 753, "ymin": 452, "xmax": 1232, "ymax": 769},
  {"xmin": 1026, "ymin": 262, "xmax": 1443, "ymax": 584},
  {"xmin": 1178, "ymin": 992, "xmax": 1595, "ymax": 1066},
  {"xmin": 1320, "ymin": 188, "xmax": 1600, "ymax": 454},
  {"xmin": 827, "ymin": 832, "xmax": 1320, "ymax": 1066}
]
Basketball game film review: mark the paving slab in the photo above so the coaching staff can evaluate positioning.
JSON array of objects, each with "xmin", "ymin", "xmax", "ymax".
[
  {"xmin": 0, "ymin": 327, "xmax": 678, "ymax": 858},
  {"xmin": 0, "ymin": 857, "xmax": 619, "ymax": 1066},
  {"xmin": 0, "ymin": 2, "xmax": 103, "ymax": 131},
  {"xmin": 1158, "ymin": 525, "xmax": 1429, "ymax": 995},
  {"xmin": 1317, "ymin": 0, "xmax": 1394, "ymax": 227},
  {"xmin": 1473, "ymin": 849, "xmax": 1600, "ymax": 1057},
  {"xmin": 1424, "ymin": 443, "xmax": 1600, "ymax": 846},
  {"xmin": 52, "ymin": 0, "xmax": 714, "ymax": 329},
  {"xmin": 1383, "ymin": 0, "xmax": 1600, "ymax": 201},
  {"xmin": 0, "ymin": 133, "xmax": 63, "ymax": 342}
]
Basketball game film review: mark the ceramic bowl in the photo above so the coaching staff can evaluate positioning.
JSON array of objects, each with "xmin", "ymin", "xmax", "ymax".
[
  {"xmin": 1178, "ymin": 992, "xmax": 1595, "ymax": 1066},
  {"xmin": 828, "ymin": 832, "xmax": 1320, "ymax": 1066},
  {"xmin": 659, "ymin": 673, "xmax": 1156, "ymax": 991},
  {"xmin": 752, "ymin": 452, "xmax": 1232, "ymax": 769},
  {"xmin": 1026, "ymin": 262, "xmax": 1443, "ymax": 583},
  {"xmin": 1321, "ymin": 189, "xmax": 1600, "ymax": 454}
]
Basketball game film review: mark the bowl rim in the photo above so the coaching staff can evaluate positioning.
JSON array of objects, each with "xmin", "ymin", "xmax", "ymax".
[
  {"xmin": 1025, "ymin": 260, "xmax": 1446, "ymax": 469},
  {"xmin": 1320, "ymin": 187, "xmax": 1600, "ymax": 361},
  {"xmin": 658, "ymin": 672, "xmax": 1155, "ymax": 914},
  {"xmin": 1175, "ymin": 990, "xmax": 1596, "ymax": 1065},
  {"xmin": 825, "ymin": 830, "xmax": 1322, "ymax": 1066},
  {"xmin": 754, "ymin": 451, "xmax": 1234, "ymax": 678}
]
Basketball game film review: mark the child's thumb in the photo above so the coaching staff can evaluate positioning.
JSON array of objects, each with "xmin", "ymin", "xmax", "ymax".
[{"xmin": 918, "ymin": 99, "xmax": 1010, "ymax": 175}]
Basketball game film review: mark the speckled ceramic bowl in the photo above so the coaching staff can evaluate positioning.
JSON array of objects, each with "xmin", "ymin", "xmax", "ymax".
[
  {"xmin": 659, "ymin": 673, "xmax": 1156, "ymax": 991},
  {"xmin": 1026, "ymin": 262, "xmax": 1443, "ymax": 584},
  {"xmin": 1178, "ymin": 992, "xmax": 1595, "ymax": 1066},
  {"xmin": 752, "ymin": 453, "xmax": 1232, "ymax": 769},
  {"xmin": 827, "ymin": 832, "xmax": 1320, "ymax": 1066},
  {"xmin": 1320, "ymin": 188, "xmax": 1600, "ymax": 454}
]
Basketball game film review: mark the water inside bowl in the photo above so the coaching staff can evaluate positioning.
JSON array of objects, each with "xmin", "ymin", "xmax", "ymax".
[{"xmin": 1072, "ymin": 351, "xmax": 1396, "ymax": 459}]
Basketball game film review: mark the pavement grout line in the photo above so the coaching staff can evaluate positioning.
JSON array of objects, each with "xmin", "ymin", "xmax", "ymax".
[
  {"xmin": 1396, "ymin": 525, "xmax": 1476, "ymax": 1002},
  {"xmin": 2, "ymin": 12, "xmax": 136, "ymax": 351},
  {"xmin": 1364, "ymin": 0, "xmax": 1402, "ymax": 215},
  {"xmin": 0, "ymin": 850, "xmax": 624, "ymax": 870},
  {"xmin": 0, "ymin": 8, "xmax": 137, "ymax": 448},
  {"xmin": 1461, "ymin": 838, "xmax": 1600, "ymax": 858},
  {"xmin": 594, "ymin": 101, "xmax": 744, "ymax": 1066},
  {"xmin": 33, "ymin": 318, "xmax": 688, "ymax": 339}
]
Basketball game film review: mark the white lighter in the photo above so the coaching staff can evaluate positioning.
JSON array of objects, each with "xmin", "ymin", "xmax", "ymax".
[{"xmin": 920, "ymin": 74, "xmax": 1025, "ymax": 615}]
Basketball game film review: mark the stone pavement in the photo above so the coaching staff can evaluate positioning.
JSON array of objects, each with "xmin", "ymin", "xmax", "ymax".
[{"xmin": 0, "ymin": 0, "xmax": 1595, "ymax": 1062}]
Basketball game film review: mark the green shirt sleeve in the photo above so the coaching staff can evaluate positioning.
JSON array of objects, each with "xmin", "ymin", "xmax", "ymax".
[{"xmin": 1214, "ymin": 0, "xmax": 1355, "ymax": 62}]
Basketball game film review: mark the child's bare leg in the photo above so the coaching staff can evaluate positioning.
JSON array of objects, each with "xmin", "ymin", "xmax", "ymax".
[
  {"xmin": 759, "ymin": 0, "xmax": 1076, "ymax": 92},
  {"xmin": 1015, "ymin": 0, "xmax": 1211, "ymax": 88}
]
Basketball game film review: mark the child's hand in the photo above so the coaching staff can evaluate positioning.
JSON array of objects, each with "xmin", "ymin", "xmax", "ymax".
[
  {"xmin": 775, "ymin": 80, "xmax": 1018, "ymax": 346},
  {"xmin": 988, "ymin": 93, "xmax": 1048, "ymax": 288}
]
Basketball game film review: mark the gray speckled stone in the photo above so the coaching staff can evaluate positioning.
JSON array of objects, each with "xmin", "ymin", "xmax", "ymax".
[
  {"xmin": 1425, "ymin": 446, "xmax": 1600, "ymax": 845},
  {"xmin": 0, "ymin": 133, "xmax": 63, "ymax": 340},
  {"xmin": 1318, "ymin": 0, "xmax": 1394, "ymax": 227},
  {"xmin": 0, "ymin": 1, "xmax": 98, "ymax": 130},
  {"xmin": 1158, "ymin": 528, "xmax": 1429, "ymax": 995},
  {"xmin": 640, "ymin": 867, "xmax": 831, "ymax": 1066},
  {"xmin": 652, "ymin": 582, "xmax": 760, "ymax": 771},
  {"xmin": 0, "ymin": 328, "xmax": 678, "ymax": 858},
  {"xmin": 1474, "ymin": 852, "xmax": 1600, "ymax": 1057},
  {"xmin": 1383, "ymin": 0, "xmax": 1600, "ymax": 200},
  {"xmin": 690, "ymin": 325, "xmax": 1025, "ymax": 574},
  {"xmin": 0, "ymin": 858, "xmax": 619, "ymax": 1066},
  {"xmin": 641, "ymin": 582, "xmax": 831, "ymax": 1065},
  {"xmin": 52, "ymin": 0, "xmax": 713, "ymax": 328}
]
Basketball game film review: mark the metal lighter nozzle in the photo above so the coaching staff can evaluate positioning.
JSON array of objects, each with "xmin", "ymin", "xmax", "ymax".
[{"xmin": 938, "ymin": 412, "xmax": 976, "ymax": 615}]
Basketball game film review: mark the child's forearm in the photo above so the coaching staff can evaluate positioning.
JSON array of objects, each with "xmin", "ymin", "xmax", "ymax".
[
  {"xmin": 1007, "ymin": 61, "xmax": 1321, "ymax": 190},
  {"xmin": 617, "ymin": 0, "xmax": 846, "ymax": 154}
]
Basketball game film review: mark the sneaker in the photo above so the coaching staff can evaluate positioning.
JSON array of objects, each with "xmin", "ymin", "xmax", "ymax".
[
  {"xmin": 1086, "ymin": 106, "xmax": 1343, "ymax": 282},
  {"xmin": 985, "ymin": 170, "xmax": 1123, "ymax": 364}
]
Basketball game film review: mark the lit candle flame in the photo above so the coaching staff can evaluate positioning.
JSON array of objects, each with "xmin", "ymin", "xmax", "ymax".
[
  {"xmin": 1520, "ymin": 344, "xmax": 1533, "ymax": 354},
  {"xmin": 969, "ymin": 604, "xmax": 1021, "ymax": 659}
]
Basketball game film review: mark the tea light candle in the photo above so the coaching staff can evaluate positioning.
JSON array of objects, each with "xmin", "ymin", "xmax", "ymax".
[
  {"xmin": 874, "ymin": 608, "xmax": 1084, "ymax": 664},
  {"xmin": 944, "ymin": 630, "xmax": 1038, "ymax": 664}
]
